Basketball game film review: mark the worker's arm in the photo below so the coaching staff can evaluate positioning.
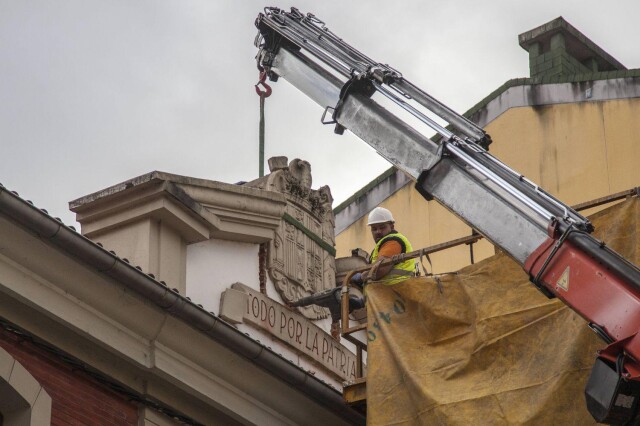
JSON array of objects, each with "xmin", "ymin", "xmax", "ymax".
[
  {"xmin": 365, "ymin": 256, "xmax": 393, "ymax": 281},
  {"xmin": 362, "ymin": 240, "xmax": 403, "ymax": 281}
]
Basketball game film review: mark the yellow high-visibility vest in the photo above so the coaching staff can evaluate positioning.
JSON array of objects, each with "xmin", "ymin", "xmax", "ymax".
[{"xmin": 369, "ymin": 231, "xmax": 415, "ymax": 285}]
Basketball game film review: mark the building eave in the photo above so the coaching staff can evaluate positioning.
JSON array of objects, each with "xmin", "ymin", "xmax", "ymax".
[{"xmin": 466, "ymin": 72, "xmax": 640, "ymax": 128}]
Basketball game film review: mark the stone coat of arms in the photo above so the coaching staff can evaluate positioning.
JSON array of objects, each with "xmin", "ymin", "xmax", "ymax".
[{"xmin": 247, "ymin": 157, "xmax": 336, "ymax": 320}]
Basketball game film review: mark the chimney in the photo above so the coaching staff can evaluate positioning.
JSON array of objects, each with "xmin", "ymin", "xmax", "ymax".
[{"xmin": 518, "ymin": 17, "xmax": 626, "ymax": 79}]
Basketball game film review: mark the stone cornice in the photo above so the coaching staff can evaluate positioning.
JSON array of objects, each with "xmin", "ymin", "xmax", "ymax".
[
  {"xmin": 70, "ymin": 171, "xmax": 288, "ymax": 244},
  {"xmin": 176, "ymin": 180, "xmax": 287, "ymax": 243}
]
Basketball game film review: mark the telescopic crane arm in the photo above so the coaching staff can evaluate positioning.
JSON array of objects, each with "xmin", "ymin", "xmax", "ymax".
[{"xmin": 254, "ymin": 8, "xmax": 640, "ymax": 423}]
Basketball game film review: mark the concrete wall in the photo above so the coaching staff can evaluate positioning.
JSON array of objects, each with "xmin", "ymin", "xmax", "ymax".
[
  {"xmin": 335, "ymin": 96, "xmax": 640, "ymax": 272},
  {"xmin": 488, "ymin": 98, "xmax": 640, "ymax": 205}
]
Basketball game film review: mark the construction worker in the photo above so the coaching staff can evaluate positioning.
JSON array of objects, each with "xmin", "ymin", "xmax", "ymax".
[{"xmin": 351, "ymin": 207, "xmax": 415, "ymax": 287}]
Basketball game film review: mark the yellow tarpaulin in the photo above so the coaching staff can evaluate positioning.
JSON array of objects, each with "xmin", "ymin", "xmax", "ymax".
[{"xmin": 366, "ymin": 197, "xmax": 639, "ymax": 425}]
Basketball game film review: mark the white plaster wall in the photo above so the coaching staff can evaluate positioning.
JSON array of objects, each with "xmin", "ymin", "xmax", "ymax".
[{"xmin": 186, "ymin": 239, "xmax": 260, "ymax": 313}]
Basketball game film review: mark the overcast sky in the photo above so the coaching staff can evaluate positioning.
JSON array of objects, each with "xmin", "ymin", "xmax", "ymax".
[{"xmin": 1, "ymin": 1, "xmax": 639, "ymax": 227}]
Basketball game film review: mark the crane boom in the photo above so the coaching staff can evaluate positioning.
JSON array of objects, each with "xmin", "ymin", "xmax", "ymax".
[{"xmin": 254, "ymin": 8, "xmax": 640, "ymax": 424}]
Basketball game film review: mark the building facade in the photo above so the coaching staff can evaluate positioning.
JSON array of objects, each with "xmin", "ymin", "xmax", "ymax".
[{"xmin": 0, "ymin": 157, "xmax": 365, "ymax": 425}]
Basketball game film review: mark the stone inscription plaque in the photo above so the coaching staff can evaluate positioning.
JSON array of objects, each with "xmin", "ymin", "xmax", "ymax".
[{"xmin": 222, "ymin": 283, "xmax": 359, "ymax": 381}]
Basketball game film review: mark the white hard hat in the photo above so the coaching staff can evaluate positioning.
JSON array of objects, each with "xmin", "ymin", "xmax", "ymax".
[{"xmin": 367, "ymin": 207, "xmax": 395, "ymax": 226}]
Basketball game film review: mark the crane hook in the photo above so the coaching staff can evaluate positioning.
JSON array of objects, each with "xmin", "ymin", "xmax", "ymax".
[{"xmin": 255, "ymin": 71, "xmax": 272, "ymax": 97}]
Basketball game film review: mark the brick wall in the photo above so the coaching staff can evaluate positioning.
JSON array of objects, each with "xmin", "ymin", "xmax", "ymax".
[
  {"xmin": 530, "ymin": 49, "xmax": 591, "ymax": 79},
  {"xmin": 527, "ymin": 32, "xmax": 594, "ymax": 79},
  {"xmin": 0, "ymin": 328, "xmax": 138, "ymax": 426}
]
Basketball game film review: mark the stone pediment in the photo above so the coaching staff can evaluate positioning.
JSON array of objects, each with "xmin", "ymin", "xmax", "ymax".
[{"xmin": 246, "ymin": 157, "xmax": 336, "ymax": 320}]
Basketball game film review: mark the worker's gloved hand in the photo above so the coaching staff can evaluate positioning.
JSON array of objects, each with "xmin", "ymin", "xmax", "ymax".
[
  {"xmin": 350, "ymin": 272, "xmax": 363, "ymax": 285},
  {"xmin": 348, "ymin": 295, "xmax": 365, "ymax": 311}
]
